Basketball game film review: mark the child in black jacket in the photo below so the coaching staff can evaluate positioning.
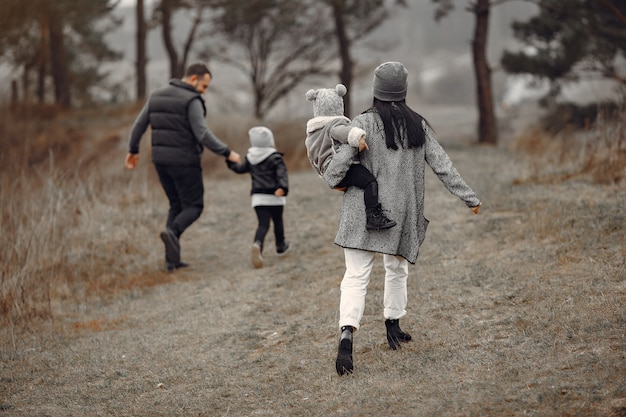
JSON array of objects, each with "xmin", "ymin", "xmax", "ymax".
[{"xmin": 227, "ymin": 126, "xmax": 290, "ymax": 268}]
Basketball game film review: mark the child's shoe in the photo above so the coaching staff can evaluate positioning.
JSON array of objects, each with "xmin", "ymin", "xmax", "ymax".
[
  {"xmin": 276, "ymin": 241, "xmax": 291, "ymax": 256},
  {"xmin": 251, "ymin": 241, "xmax": 263, "ymax": 268},
  {"xmin": 366, "ymin": 204, "xmax": 396, "ymax": 230}
]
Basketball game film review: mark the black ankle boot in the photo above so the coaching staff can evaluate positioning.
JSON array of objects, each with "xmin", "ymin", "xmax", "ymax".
[
  {"xmin": 366, "ymin": 204, "xmax": 397, "ymax": 230},
  {"xmin": 335, "ymin": 326, "xmax": 354, "ymax": 375},
  {"xmin": 385, "ymin": 319, "xmax": 412, "ymax": 350},
  {"xmin": 364, "ymin": 181, "xmax": 396, "ymax": 231}
]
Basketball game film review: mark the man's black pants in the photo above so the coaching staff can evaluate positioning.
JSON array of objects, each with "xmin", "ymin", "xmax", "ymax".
[{"xmin": 154, "ymin": 164, "xmax": 204, "ymax": 238}]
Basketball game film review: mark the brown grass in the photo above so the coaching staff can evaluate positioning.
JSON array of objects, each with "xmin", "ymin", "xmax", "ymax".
[
  {"xmin": 0, "ymin": 104, "xmax": 624, "ymax": 416},
  {"xmin": 511, "ymin": 107, "xmax": 626, "ymax": 185},
  {"xmin": 0, "ymin": 106, "xmax": 311, "ymax": 324}
]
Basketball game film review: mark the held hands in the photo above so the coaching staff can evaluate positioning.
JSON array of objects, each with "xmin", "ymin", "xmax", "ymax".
[
  {"xmin": 358, "ymin": 135, "xmax": 369, "ymax": 152},
  {"xmin": 125, "ymin": 153, "xmax": 139, "ymax": 170},
  {"xmin": 227, "ymin": 150, "xmax": 242, "ymax": 164}
]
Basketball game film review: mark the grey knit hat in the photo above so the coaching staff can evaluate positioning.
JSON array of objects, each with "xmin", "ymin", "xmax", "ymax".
[
  {"xmin": 305, "ymin": 84, "xmax": 347, "ymax": 117},
  {"xmin": 248, "ymin": 126, "xmax": 275, "ymax": 148},
  {"xmin": 373, "ymin": 61, "xmax": 408, "ymax": 101}
]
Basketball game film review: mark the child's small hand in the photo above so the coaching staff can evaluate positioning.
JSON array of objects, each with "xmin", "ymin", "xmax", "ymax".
[
  {"xmin": 471, "ymin": 204, "xmax": 481, "ymax": 214},
  {"xmin": 358, "ymin": 135, "xmax": 369, "ymax": 152},
  {"xmin": 227, "ymin": 150, "xmax": 241, "ymax": 163},
  {"xmin": 334, "ymin": 187, "xmax": 347, "ymax": 192},
  {"xmin": 275, "ymin": 188, "xmax": 285, "ymax": 197}
]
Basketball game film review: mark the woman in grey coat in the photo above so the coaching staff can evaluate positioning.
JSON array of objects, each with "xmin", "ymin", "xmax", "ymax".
[{"xmin": 323, "ymin": 61, "xmax": 481, "ymax": 376}]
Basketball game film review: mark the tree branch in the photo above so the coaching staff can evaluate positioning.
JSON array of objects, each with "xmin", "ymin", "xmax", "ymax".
[{"xmin": 598, "ymin": 0, "xmax": 626, "ymax": 25}]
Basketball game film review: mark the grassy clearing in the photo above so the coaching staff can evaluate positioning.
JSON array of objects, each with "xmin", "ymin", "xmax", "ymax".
[
  {"xmin": 0, "ymin": 104, "xmax": 624, "ymax": 416},
  {"xmin": 0, "ymin": 106, "xmax": 309, "ymax": 325}
]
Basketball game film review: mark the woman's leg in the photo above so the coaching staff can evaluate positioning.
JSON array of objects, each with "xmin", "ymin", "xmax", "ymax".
[
  {"xmin": 382, "ymin": 254, "xmax": 408, "ymax": 320},
  {"xmin": 336, "ymin": 248, "xmax": 375, "ymax": 375},
  {"xmin": 339, "ymin": 248, "xmax": 375, "ymax": 330},
  {"xmin": 382, "ymin": 254, "xmax": 411, "ymax": 350}
]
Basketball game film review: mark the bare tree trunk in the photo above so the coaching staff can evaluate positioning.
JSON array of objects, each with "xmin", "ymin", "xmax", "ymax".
[
  {"xmin": 180, "ymin": 4, "xmax": 204, "ymax": 76},
  {"xmin": 11, "ymin": 80, "xmax": 18, "ymax": 108},
  {"xmin": 331, "ymin": 0, "xmax": 353, "ymax": 117},
  {"xmin": 471, "ymin": 0, "xmax": 497, "ymax": 144},
  {"xmin": 22, "ymin": 67, "xmax": 30, "ymax": 103},
  {"xmin": 161, "ymin": 1, "xmax": 181, "ymax": 79},
  {"xmin": 136, "ymin": 0, "xmax": 148, "ymax": 101},
  {"xmin": 37, "ymin": 14, "xmax": 48, "ymax": 103},
  {"xmin": 598, "ymin": 0, "xmax": 626, "ymax": 25},
  {"xmin": 254, "ymin": 91, "xmax": 263, "ymax": 120},
  {"xmin": 48, "ymin": 7, "xmax": 71, "ymax": 108}
]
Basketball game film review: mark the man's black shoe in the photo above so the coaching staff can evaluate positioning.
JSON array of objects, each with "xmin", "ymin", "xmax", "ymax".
[
  {"xmin": 160, "ymin": 228, "xmax": 180, "ymax": 265},
  {"xmin": 166, "ymin": 261, "xmax": 189, "ymax": 272}
]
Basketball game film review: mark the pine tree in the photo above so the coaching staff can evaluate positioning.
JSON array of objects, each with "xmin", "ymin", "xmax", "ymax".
[
  {"xmin": 0, "ymin": 0, "xmax": 122, "ymax": 107},
  {"xmin": 501, "ymin": 0, "xmax": 626, "ymax": 100}
]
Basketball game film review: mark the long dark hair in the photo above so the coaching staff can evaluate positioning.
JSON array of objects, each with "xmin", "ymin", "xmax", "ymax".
[{"xmin": 367, "ymin": 98, "xmax": 430, "ymax": 150}]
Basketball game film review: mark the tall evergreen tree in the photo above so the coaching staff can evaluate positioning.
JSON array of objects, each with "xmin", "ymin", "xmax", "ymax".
[
  {"xmin": 0, "ymin": 0, "xmax": 121, "ymax": 107},
  {"xmin": 501, "ymin": 0, "xmax": 626, "ymax": 101}
]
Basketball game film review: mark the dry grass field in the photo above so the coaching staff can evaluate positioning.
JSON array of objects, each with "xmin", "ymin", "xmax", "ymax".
[{"xmin": 0, "ymin": 104, "xmax": 624, "ymax": 416}]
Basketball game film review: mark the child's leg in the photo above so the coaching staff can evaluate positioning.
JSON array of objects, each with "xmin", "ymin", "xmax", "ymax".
[
  {"xmin": 268, "ymin": 206, "xmax": 285, "ymax": 246},
  {"xmin": 336, "ymin": 164, "xmax": 378, "ymax": 210},
  {"xmin": 254, "ymin": 206, "xmax": 272, "ymax": 248},
  {"xmin": 336, "ymin": 165, "xmax": 396, "ymax": 231}
]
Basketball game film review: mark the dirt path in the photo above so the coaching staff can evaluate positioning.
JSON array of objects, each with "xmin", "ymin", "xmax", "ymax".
[{"xmin": 1, "ymin": 141, "xmax": 624, "ymax": 416}]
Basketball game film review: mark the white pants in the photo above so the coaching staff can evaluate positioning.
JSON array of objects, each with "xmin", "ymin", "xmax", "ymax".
[{"xmin": 339, "ymin": 248, "xmax": 409, "ymax": 330}]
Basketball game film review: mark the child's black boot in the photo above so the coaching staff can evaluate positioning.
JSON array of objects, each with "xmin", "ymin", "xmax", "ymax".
[{"xmin": 366, "ymin": 204, "xmax": 396, "ymax": 230}]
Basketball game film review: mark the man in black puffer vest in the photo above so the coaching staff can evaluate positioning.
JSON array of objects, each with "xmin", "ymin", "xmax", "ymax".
[{"xmin": 125, "ymin": 63, "xmax": 241, "ymax": 272}]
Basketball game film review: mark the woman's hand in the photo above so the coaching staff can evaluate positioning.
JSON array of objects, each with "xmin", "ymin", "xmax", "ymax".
[
  {"xmin": 358, "ymin": 135, "xmax": 369, "ymax": 152},
  {"xmin": 471, "ymin": 204, "xmax": 481, "ymax": 215}
]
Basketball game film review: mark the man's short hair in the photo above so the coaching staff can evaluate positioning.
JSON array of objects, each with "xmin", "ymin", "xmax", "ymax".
[{"xmin": 184, "ymin": 63, "xmax": 212, "ymax": 78}]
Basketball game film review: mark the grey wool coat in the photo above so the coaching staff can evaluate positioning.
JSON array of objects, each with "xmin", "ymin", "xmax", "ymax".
[{"xmin": 323, "ymin": 111, "xmax": 480, "ymax": 264}]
